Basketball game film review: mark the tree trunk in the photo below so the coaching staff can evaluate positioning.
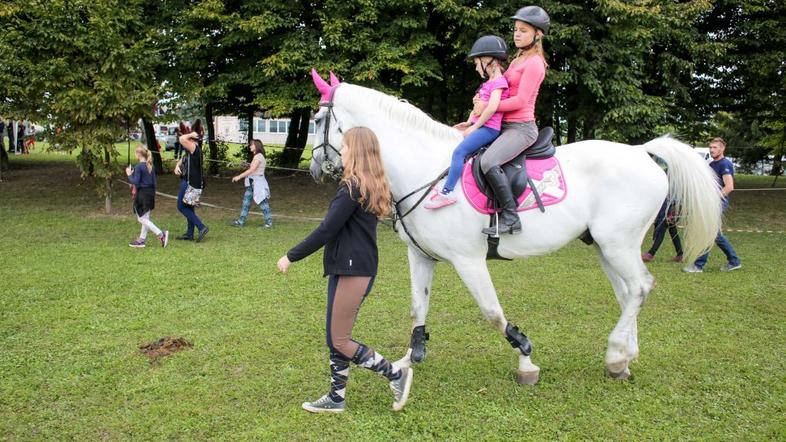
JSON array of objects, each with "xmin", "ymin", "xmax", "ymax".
[
  {"xmin": 582, "ymin": 121, "xmax": 595, "ymax": 141},
  {"xmin": 205, "ymin": 103, "xmax": 218, "ymax": 175},
  {"xmin": 280, "ymin": 108, "xmax": 310, "ymax": 169},
  {"xmin": 0, "ymin": 142, "xmax": 8, "ymax": 172},
  {"xmin": 141, "ymin": 118, "xmax": 162, "ymax": 174},
  {"xmin": 295, "ymin": 108, "xmax": 311, "ymax": 151},
  {"xmin": 284, "ymin": 108, "xmax": 300, "ymax": 148},
  {"xmin": 567, "ymin": 115, "xmax": 577, "ymax": 143},
  {"xmin": 246, "ymin": 108, "xmax": 254, "ymax": 163},
  {"xmin": 104, "ymin": 146, "xmax": 113, "ymax": 214},
  {"xmin": 553, "ymin": 113, "xmax": 561, "ymax": 146}
]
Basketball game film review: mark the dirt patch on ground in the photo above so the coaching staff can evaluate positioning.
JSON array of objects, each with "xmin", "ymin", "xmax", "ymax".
[{"xmin": 139, "ymin": 337, "xmax": 193, "ymax": 362}]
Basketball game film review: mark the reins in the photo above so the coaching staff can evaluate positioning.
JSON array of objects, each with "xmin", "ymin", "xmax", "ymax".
[{"xmin": 390, "ymin": 168, "xmax": 449, "ymax": 262}]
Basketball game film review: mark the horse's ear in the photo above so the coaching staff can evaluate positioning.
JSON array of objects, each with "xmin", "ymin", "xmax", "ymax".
[
  {"xmin": 311, "ymin": 69, "xmax": 331, "ymax": 99},
  {"xmin": 329, "ymin": 71, "xmax": 341, "ymax": 87}
]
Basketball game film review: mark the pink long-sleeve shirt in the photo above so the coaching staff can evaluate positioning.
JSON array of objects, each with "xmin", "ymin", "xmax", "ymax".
[{"xmin": 496, "ymin": 55, "xmax": 546, "ymax": 123}]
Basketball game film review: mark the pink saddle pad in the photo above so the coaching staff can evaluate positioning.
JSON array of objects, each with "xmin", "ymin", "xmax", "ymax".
[{"xmin": 461, "ymin": 156, "xmax": 568, "ymax": 215}]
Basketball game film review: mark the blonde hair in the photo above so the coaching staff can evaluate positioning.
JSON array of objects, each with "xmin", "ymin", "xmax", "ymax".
[
  {"xmin": 135, "ymin": 145, "xmax": 153, "ymax": 173},
  {"xmin": 710, "ymin": 137, "xmax": 726, "ymax": 149},
  {"xmin": 341, "ymin": 127, "xmax": 391, "ymax": 218}
]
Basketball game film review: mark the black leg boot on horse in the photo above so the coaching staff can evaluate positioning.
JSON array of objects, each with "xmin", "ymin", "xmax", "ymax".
[{"xmin": 481, "ymin": 166, "xmax": 522, "ymax": 235}]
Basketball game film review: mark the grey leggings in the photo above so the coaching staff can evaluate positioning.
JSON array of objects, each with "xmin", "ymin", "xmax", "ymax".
[{"xmin": 480, "ymin": 121, "xmax": 539, "ymax": 173}]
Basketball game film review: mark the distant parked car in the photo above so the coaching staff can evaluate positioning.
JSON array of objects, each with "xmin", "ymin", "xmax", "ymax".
[
  {"xmin": 694, "ymin": 147, "xmax": 711, "ymax": 162},
  {"xmin": 155, "ymin": 125, "xmax": 179, "ymax": 151}
]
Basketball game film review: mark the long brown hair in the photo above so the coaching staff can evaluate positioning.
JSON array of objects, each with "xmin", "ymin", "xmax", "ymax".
[
  {"xmin": 341, "ymin": 127, "xmax": 391, "ymax": 218},
  {"xmin": 135, "ymin": 145, "xmax": 153, "ymax": 173},
  {"xmin": 252, "ymin": 139, "xmax": 266, "ymax": 157}
]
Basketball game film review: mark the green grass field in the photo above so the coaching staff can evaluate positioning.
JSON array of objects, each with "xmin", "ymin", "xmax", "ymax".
[{"xmin": 1, "ymin": 153, "xmax": 784, "ymax": 440}]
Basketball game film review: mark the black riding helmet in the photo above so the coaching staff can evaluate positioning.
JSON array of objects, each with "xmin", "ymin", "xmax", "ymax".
[
  {"xmin": 467, "ymin": 35, "xmax": 509, "ymax": 61},
  {"xmin": 511, "ymin": 6, "xmax": 550, "ymax": 35}
]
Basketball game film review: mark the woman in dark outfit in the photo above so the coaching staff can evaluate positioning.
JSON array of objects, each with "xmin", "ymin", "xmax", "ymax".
[
  {"xmin": 277, "ymin": 127, "xmax": 414, "ymax": 413},
  {"xmin": 175, "ymin": 130, "xmax": 208, "ymax": 242}
]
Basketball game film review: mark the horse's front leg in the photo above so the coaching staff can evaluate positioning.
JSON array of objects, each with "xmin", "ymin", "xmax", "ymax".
[
  {"xmin": 395, "ymin": 247, "xmax": 437, "ymax": 369},
  {"xmin": 453, "ymin": 258, "xmax": 540, "ymax": 385}
]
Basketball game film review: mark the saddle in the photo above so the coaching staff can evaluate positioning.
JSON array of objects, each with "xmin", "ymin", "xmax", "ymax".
[{"xmin": 471, "ymin": 126, "xmax": 556, "ymax": 202}]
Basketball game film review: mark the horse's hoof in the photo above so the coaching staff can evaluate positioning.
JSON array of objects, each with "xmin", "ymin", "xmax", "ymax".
[
  {"xmin": 410, "ymin": 346, "xmax": 426, "ymax": 363},
  {"xmin": 607, "ymin": 367, "xmax": 631, "ymax": 380},
  {"xmin": 517, "ymin": 369, "xmax": 540, "ymax": 385}
]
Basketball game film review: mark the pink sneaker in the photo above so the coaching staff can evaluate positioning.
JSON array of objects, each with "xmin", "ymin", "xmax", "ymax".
[
  {"xmin": 159, "ymin": 231, "xmax": 169, "ymax": 248},
  {"xmin": 425, "ymin": 191, "xmax": 457, "ymax": 209},
  {"xmin": 672, "ymin": 255, "xmax": 683, "ymax": 263},
  {"xmin": 641, "ymin": 253, "xmax": 654, "ymax": 262}
]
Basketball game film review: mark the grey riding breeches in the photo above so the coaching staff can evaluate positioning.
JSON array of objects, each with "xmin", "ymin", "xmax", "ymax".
[{"xmin": 480, "ymin": 121, "xmax": 538, "ymax": 173}]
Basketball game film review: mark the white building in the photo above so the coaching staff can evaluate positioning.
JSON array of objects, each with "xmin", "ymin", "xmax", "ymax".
[{"xmin": 214, "ymin": 116, "xmax": 317, "ymax": 145}]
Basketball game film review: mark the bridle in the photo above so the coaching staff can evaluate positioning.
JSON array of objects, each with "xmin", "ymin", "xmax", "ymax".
[
  {"xmin": 312, "ymin": 85, "xmax": 447, "ymax": 262},
  {"xmin": 312, "ymin": 86, "xmax": 344, "ymax": 180}
]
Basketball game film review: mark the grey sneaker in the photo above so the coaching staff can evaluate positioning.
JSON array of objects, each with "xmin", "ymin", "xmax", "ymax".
[
  {"xmin": 682, "ymin": 265, "xmax": 703, "ymax": 273},
  {"xmin": 263, "ymin": 223, "xmax": 273, "ymax": 229},
  {"xmin": 720, "ymin": 263, "xmax": 742, "ymax": 272},
  {"xmin": 301, "ymin": 395, "xmax": 345, "ymax": 413},
  {"xmin": 390, "ymin": 367, "xmax": 413, "ymax": 411}
]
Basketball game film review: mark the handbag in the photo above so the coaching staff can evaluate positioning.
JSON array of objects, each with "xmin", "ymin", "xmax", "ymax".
[{"xmin": 182, "ymin": 149, "xmax": 203, "ymax": 206}]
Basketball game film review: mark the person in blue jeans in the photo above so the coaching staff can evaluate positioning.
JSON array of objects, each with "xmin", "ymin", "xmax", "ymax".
[
  {"xmin": 683, "ymin": 137, "xmax": 741, "ymax": 273},
  {"xmin": 229, "ymin": 140, "xmax": 273, "ymax": 228},
  {"xmin": 426, "ymin": 36, "xmax": 509, "ymax": 209},
  {"xmin": 642, "ymin": 198, "xmax": 683, "ymax": 262},
  {"xmin": 174, "ymin": 131, "xmax": 209, "ymax": 242}
]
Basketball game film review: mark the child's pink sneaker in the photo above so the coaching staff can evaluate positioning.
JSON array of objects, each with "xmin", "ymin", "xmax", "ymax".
[
  {"xmin": 159, "ymin": 231, "xmax": 169, "ymax": 248},
  {"xmin": 425, "ymin": 190, "xmax": 457, "ymax": 209}
]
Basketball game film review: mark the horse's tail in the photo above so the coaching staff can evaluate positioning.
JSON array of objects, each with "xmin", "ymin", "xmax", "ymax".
[{"xmin": 642, "ymin": 136, "xmax": 723, "ymax": 264}]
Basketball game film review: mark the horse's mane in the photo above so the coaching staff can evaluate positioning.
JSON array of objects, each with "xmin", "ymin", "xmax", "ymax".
[{"xmin": 337, "ymin": 84, "xmax": 463, "ymax": 144}]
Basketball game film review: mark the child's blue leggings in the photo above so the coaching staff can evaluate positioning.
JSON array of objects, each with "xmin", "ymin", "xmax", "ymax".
[{"xmin": 443, "ymin": 126, "xmax": 500, "ymax": 193}]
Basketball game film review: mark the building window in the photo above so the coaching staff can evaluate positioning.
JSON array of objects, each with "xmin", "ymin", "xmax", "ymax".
[
  {"xmin": 309, "ymin": 122, "xmax": 316, "ymax": 134},
  {"xmin": 256, "ymin": 119, "xmax": 266, "ymax": 132},
  {"xmin": 269, "ymin": 120, "xmax": 289, "ymax": 133},
  {"xmin": 239, "ymin": 119, "xmax": 249, "ymax": 132}
]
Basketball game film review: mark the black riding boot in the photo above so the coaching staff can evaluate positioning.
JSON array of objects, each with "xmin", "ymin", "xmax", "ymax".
[{"xmin": 481, "ymin": 166, "xmax": 522, "ymax": 236}]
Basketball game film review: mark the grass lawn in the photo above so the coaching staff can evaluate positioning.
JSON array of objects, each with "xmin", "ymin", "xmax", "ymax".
[{"xmin": 1, "ymin": 153, "xmax": 784, "ymax": 440}]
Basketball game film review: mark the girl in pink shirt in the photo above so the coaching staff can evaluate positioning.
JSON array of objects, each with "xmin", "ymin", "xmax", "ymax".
[
  {"xmin": 426, "ymin": 35, "xmax": 510, "ymax": 209},
  {"xmin": 468, "ymin": 5, "xmax": 550, "ymax": 235}
]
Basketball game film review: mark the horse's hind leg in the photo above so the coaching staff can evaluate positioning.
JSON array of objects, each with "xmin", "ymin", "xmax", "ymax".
[
  {"xmin": 453, "ymin": 258, "xmax": 540, "ymax": 385},
  {"xmin": 597, "ymin": 244, "xmax": 655, "ymax": 379},
  {"xmin": 396, "ymin": 247, "xmax": 437, "ymax": 369}
]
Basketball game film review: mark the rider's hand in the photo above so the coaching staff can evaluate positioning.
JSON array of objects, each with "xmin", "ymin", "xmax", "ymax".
[
  {"xmin": 174, "ymin": 165, "xmax": 182, "ymax": 176},
  {"xmin": 125, "ymin": 166, "xmax": 133, "ymax": 176},
  {"xmin": 232, "ymin": 176, "xmax": 241, "ymax": 183},
  {"xmin": 277, "ymin": 255, "xmax": 291, "ymax": 273},
  {"xmin": 453, "ymin": 122, "xmax": 471, "ymax": 131}
]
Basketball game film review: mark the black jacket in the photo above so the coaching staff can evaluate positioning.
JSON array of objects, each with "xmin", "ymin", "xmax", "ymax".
[{"xmin": 287, "ymin": 183, "xmax": 379, "ymax": 277}]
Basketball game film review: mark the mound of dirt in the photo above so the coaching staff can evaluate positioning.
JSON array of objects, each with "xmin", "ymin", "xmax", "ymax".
[{"xmin": 139, "ymin": 336, "xmax": 193, "ymax": 361}]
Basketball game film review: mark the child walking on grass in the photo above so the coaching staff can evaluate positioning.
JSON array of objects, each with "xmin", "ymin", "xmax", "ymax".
[{"xmin": 126, "ymin": 146, "xmax": 168, "ymax": 248}]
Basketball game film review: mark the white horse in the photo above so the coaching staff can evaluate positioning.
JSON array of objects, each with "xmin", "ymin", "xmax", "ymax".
[{"xmin": 308, "ymin": 71, "xmax": 722, "ymax": 383}]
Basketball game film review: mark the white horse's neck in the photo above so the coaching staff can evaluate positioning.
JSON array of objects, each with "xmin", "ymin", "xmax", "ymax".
[{"xmin": 335, "ymin": 85, "xmax": 462, "ymax": 199}]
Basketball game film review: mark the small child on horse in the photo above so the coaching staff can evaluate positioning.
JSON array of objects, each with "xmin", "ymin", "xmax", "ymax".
[{"xmin": 426, "ymin": 35, "xmax": 510, "ymax": 209}]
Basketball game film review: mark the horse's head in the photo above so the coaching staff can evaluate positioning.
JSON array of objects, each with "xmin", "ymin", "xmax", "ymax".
[{"xmin": 309, "ymin": 69, "xmax": 350, "ymax": 182}]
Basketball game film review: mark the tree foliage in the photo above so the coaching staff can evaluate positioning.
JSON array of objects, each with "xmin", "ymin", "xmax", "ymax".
[
  {"xmin": 1, "ymin": 0, "xmax": 784, "ymax": 206},
  {"xmin": 0, "ymin": 0, "xmax": 162, "ymax": 211}
]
